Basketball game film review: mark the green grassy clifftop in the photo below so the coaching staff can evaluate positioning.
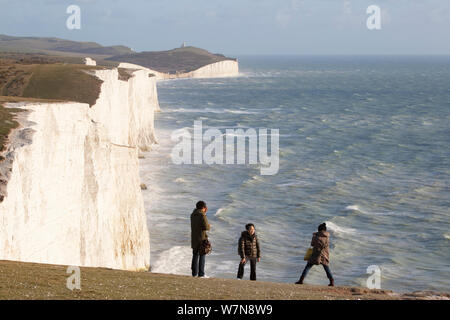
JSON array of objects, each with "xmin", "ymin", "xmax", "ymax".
[{"xmin": 106, "ymin": 46, "xmax": 237, "ymax": 73}]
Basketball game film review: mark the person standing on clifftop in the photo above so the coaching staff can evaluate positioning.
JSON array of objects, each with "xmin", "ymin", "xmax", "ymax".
[
  {"xmin": 296, "ymin": 223, "xmax": 335, "ymax": 286},
  {"xmin": 237, "ymin": 223, "xmax": 261, "ymax": 281},
  {"xmin": 190, "ymin": 201, "xmax": 210, "ymax": 278}
]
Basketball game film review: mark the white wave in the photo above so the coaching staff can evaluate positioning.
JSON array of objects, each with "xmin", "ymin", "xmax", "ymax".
[
  {"xmin": 211, "ymin": 259, "xmax": 237, "ymax": 273},
  {"xmin": 148, "ymin": 212, "xmax": 179, "ymax": 222},
  {"xmin": 221, "ymin": 130, "xmax": 274, "ymax": 137},
  {"xmin": 166, "ymin": 107, "xmax": 259, "ymax": 114},
  {"xmin": 277, "ymin": 182, "xmax": 298, "ymax": 187},
  {"xmin": 237, "ymin": 70, "xmax": 278, "ymax": 78},
  {"xmin": 379, "ymin": 264, "xmax": 404, "ymax": 280},
  {"xmin": 215, "ymin": 207, "xmax": 226, "ymax": 216},
  {"xmin": 243, "ymin": 175, "xmax": 264, "ymax": 186},
  {"xmin": 444, "ymin": 234, "xmax": 450, "ymax": 240},
  {"xmin": 151, "ymin": 246, "xmax": 192, "ymax": 275},
  {"xmin": 277, "ymin": 181, "xmax": 311, "ymax": 187},
  {"xmin": 166, "ymin": 107, "xmax": 220, "ymax": 113},
  {"xmin": 345, "ymin": 205, "xmax": 362, "ymax": 212},
  {"xmin": 325, "ymin": 221, "xmax": 357, "ymax": 235},
  {"xmin": 344, "ymin": 205, "xmax": 402, "ymax": 217},
  {"xmin": 223, "ymin": 109, "xmax": 259, "ymax": 114},
  {"xmin": 171, "ymin": 127, "xmax": 192, "ymax": 138},
  {"xmin": 175, "ymin": 178, "xmax": 187, "ymax": 183}
]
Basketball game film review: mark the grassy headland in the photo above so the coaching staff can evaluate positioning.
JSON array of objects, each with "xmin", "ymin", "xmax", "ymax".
[
  {"xmin": 0, "ymin": 34, "xmax": 133, "ymax": 58},
  {"xmin": 106, "ymin": 46, "xmax": 236, "ymax": 73}
]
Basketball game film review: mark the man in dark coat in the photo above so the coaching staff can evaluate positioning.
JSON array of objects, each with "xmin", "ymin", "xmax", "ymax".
[
  {"xmin": 296, "ymin": 223, "xmax": 334, "ymax": 286},
  {"xmin": 191, "ymin": 201, "xmax": 210, "ymax": 277},
  {"xmin": 237, "ymin": 223, "xmax": 261, "ymax": 281}
]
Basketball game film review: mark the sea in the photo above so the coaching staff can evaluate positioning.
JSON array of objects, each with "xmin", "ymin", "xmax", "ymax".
[{"xmin": 139, "ymin": 55, "xmax": 450, "ymax": 293}]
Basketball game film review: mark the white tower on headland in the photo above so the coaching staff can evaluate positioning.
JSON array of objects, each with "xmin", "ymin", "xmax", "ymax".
[{"xmin": 181, "ymin": 41, "xmax": 187, "ymax": 48}]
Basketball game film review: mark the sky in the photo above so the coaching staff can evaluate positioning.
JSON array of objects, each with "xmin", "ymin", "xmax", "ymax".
[{"xmin": 0, "ymin": 0, "xmax": 449, "ymax": 55}]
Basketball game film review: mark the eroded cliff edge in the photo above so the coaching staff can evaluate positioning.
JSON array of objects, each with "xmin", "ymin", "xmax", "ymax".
[{"xmin": 0, "ymin": 66, "xmax": 158, "ymax": 271}]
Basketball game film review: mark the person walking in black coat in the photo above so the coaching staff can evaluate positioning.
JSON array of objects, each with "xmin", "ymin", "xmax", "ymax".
[
  {"xmin": 237, "ymin": 223, "xmax": 261, "ymax": 281},
  {"xmin": 191, "ymin": 201, "xmax": 210, "ymax": 277}
]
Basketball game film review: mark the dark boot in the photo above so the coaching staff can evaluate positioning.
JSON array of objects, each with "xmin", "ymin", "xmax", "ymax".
[
  {"xmin": 295, "ymin": 276, "xmax": 305, "ymax": 284},
  {"xmin": 328, "ymin": 278, "xmax": 334, "ymax": 287}
]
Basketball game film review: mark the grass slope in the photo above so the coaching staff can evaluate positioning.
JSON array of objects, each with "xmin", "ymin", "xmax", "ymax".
[
  {"xmin": 22, "ymin": 64, "xmax": 103, "ymax": 106},
  {"xmin": 0, "ymin": 260, "xmax": 399, "ymax": 300},
  {"xmin": 0, "ymin": 34, "xmax": 133, "ymax": 56},
  {"xmin": 0, "ymin": 56, "xmax": 104, "ymax": 106}
]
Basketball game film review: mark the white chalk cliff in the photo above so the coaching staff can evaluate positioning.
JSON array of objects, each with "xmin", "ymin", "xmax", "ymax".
[
  {"xmin": 0, "ymin": 57, "xmax": 238, "ymax": 271},
  {"xmin": 119, "ymin": 59, "xmax": 239, "ymax": 80},
  {"xmin": 84, "ymin": 57, "xmax": 97, "ymax": 66}
]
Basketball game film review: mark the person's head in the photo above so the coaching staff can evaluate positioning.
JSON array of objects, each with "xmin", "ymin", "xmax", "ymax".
[
  {"xmin": 196, "ymin": 201, "xmax": 207, "ymax": 213},
  {"xmin": 318, "ymin": 223, "xmax": 327, "ymax": 232},
  {"xmin": 246, "ymin": 223, "xmax": 255, "ymax": 235}
]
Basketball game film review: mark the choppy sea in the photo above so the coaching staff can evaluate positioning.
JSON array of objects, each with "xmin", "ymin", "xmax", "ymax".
[{"xmin": 139, "ymin": 55, "xmax": 450, "ymax": 293}]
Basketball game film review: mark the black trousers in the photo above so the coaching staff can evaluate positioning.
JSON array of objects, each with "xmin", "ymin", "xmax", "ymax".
[
  {"xmin": 191, "ymin": 249, "xmax": 206, "ymax": 277},
  {"xmin": 237, "ymin": 257, "xmax": 257, "ymax": 281}
]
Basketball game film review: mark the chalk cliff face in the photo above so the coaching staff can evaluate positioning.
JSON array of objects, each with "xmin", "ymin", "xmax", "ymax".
[
  {"xmin": 119, "ymin": 59, "xmax": 239, "ymax": 80},
  {"xmin": 0, "ymin": 67, "xmax": 158, "ymax": 271},
  {"xmin": 84, "ymin": 57, "xmax": 97, "ymax": 66},
  {"xmin": 189, "ymin": 60, "xmax": 239, "ymax": 78},
  {"xmin": 0, "ymin": 57, "xmax": 238, "ymax": 272}
]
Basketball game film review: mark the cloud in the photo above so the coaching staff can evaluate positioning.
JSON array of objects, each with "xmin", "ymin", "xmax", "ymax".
[
  {"xmin": 205, "ymin": 10, "xmax": 217, "ymax": 18},
  {"xmin": 429, "ymin": 5, "xmax": 450, "ymax": 24},
  {"xmin": 343, "ymin": 0, "xmax": 352, "ymax": 15},
  {"xmin": 275, "ymin": 9, "xmax": 292, "ymax": 28}
]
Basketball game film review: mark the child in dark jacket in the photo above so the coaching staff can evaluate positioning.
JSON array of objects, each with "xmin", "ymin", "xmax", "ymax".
[{"xmin": 237, "ymin": 223, "xmax": 261, "ymax": 281}]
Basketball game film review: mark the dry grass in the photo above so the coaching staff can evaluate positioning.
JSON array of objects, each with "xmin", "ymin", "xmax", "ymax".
[
  {"xmin": 0, "ymin": 57, "xmax": 105, "ymax": 107},
  {"xmin": 0, "ymin": 259, "xmax": 403, "ymax": 300}
]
